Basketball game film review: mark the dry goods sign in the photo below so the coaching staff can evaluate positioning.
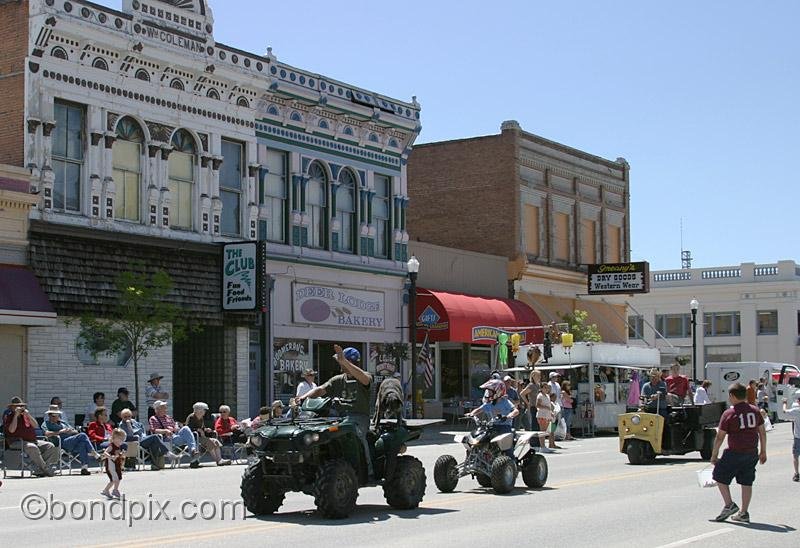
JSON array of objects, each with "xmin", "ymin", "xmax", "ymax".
[{"xmin": 587, "ymin": 262, "xmax": 650, "ymax": 295}]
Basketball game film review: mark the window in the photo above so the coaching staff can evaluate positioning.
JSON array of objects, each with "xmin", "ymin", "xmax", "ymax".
[
  {"xmin": 290, "ymin": 111, "xmax": 303, "ymax": 123},
  {"xmin": 757, "ymin": 310, "xmax": 778, "ymax": 335},
  {"xmin": 581, "ymin": 219, "xmax": 596, "ymax": 264},
  {"xmin": 704, "ymin": 312, "xmax": 740, "ymax": 337},
  {"xmin": 220, "ymin": 139, "xmax": 243, "ymax": 236},
  {"xmin": 628, "ymin": 316, "xmax": 644, "ymax": 340},
  {"xmin": 336, "ymin": 170, "xmax": 357, "ymax": 253},
  {"xmin": 237, "ymin": 97, "xmax": 250, "ymax": 108},
  {"xmin": 170, "ymin": 78, "xmax": 184, "ymax": 90},
  {"xmin": 524, "ymin": 205, "xmax": 539, "ymax": 256},
  {"xmin": 607, "ymin": 225, "xmax": 621, "ymax": 263},
  {"xmin": 373, "ymin": 174, "xmax": 391, "ymax": 258},
  {"xmin": 306, "ymin": 162, "xmax": 328, "ymax": 249},
  {"xmin": 263, "ymin": 149, "xmax": 288, "ymax": 243},
  {"xmin": 207, "ymin": 88, "xmax": 219, "ymax": 100},
  {"xmin": 112, "ymin": 118, "xmax": 144, "ymax": 221},
  {"xmin": 92, "ymin": 57, "xmax": 108, "ymax": 70},
  {"xmin": 168, "ymin": 130, "xmax": 196, "ymax": 230},
  {"xmin": 51, "ymin": 47, "xmax": 67, "ymax": 60},
  {"xmin": 554, "ymin": 212, "xmax": 569, "ymax": 261},
  {"xmin": 52, "ymin": 100, "xmax": 84, "ymax": 212},
  {"xmin": 135, "ymin": 69, "xmax": 150, "ymax": 82},
  {"xmin": 318, "ymin": 119, "xmax": 329, "ymax": 130},
  {"xmin": 656, "ymin": 314, "xmax": 691, "ymax": 338}
]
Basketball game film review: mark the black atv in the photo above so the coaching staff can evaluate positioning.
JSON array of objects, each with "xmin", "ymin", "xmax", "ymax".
[{"xmin": 241, "ymin": 397, "xmax": 440, "ymax": 519}]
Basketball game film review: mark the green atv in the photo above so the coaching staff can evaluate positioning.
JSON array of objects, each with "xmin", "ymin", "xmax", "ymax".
[{"xmin": 241, "ymin": 397, "xmax": 438, "ymax": 519}]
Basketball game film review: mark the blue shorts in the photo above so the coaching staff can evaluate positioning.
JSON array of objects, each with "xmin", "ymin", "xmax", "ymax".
[
  {"xmin": 793, "ymin": 438, "xmax": 800, "ymax": 457},
  {"xmin": 713, "ymin": 450, "xmax": 758, "ymax": 486}
]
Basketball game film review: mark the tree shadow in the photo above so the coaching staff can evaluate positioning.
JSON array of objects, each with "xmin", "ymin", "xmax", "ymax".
[{"xmin": 249, "ymin": 504, "xmax": 457, "ymax": 526}]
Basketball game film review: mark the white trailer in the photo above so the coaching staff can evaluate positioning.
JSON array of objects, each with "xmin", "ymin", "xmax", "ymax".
[{"xmin": 705, "ymin": 362, "xmax": 800, "ymax": 420}]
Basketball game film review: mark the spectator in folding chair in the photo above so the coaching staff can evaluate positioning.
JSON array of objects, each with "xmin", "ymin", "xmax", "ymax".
[
  {"xmin": 3, "ymin": 397, "xmax": 58, "ymax": 477},
  {"xmin": 118, "ymin": 408, "xmax": 178, "ymax": 470},
  {"xmin": 186, "ymin": 403, "xmax": 231, "ymax": 468},
  {"xmin": 83, "ymin": 392, "xmax": 106, "ymax": 427},
  {"xmin": 110, "ymin": 387, "xmax": 137, "ymax": 426},
  {"xmin": 87, "ymin": 408, "xmax": 114, "ymax": 450},
  {"xmin": 148, "ymin": 401, "xmax": 197, "ymax": 463},
  {"xmin": 215, "ymin": 405, "xmax": 248, "ymax": 446},
  {"xmin": 246, "ymin": 406, "xmax": 271, "ymax": 432},
  {"xmin": 43, "ymin": 405, "xmax": 99, "ymax": 475}
]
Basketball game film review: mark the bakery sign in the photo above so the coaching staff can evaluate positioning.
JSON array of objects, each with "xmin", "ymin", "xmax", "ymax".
[
  {"xmin": 292, "ymin": 283, "xmax": 385, "ymax": 330},
  {"xmin": 587, "ymin": 262, "xmax": 650, "ymax": 295}
]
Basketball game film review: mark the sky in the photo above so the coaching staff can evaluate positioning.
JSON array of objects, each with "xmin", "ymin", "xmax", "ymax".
[{"xmin": 96, "ymin": 0, "xmax": 800, "ymax": 270}]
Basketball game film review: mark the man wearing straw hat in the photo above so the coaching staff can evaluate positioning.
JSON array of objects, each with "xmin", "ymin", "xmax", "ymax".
[
  {"xmin": 2, "ymin": 397, "xmax": 58, "ymax": 476},
  {"xmin": 145, "ymin": 372, "xmax": 169, "ymax": 418},
  {"xmin": 43, "ymin": 404, "xmax": 99, "ymax": 475}
]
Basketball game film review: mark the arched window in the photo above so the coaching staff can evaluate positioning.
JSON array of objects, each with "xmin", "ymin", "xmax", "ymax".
[
  {"xmin": 388, "ymin": 138, "xmax": 399, "ymax": 149},
  {"xmin": 51, "ymin": 47, "xmax": 68, "ymax": 60},
  {"xmin": 318, "ymin": 119, "xmax": 329, "ymax": 130},
  {"xmin": 290, "ymin": 111, "xmax": 303, "ymax": 123},
  {"xmin": 343, "ymin": 126, "xmax": 354, "ymax": 137},
  {"xmin": 92, "ymin": 57, "xmax": 108, "ymax": 71},
  {"xmin": 206, "ymin": 88, "xmax": 220, "ymax": 100},
  {"xmin": 112, "ymin": 117, "xmax": 144, "ymax": 221},
  {"xmin": 368, "ymin": 133, "xmax": 379, "ymax": 144},
  {"xmin": 237, "ymin": 96, "xmax": 250, "ymax": 108},
  {"xmin": 135, "ymin": 69, "xmax": 150, "ymax": 82},
  {"xmin": 170, "ymin": 78, "xmax": 185, "ymax": 91},
  {"xmin": 306, "ymin": 162, "xmax": 328, "ymax": 249},
  {"xmin": 168, "ymin": 130, "xmax": 196, "ymax": 230},
  {"xmin": 267, "ymin": 105, "xmax": 279, "ymax": 116},
  {"xmin": 336, "ymin": 170, "xmax": 357, "ymax": 253}
]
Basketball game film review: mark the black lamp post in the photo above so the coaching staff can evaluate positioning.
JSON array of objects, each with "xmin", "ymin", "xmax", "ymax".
[
  {"xmin": 690, "ymin": 298, "xmax": 699, "ymax": 382},
  {"xmin": 407, "ymin": 255, "xmax": 420, "ymax": 419}
]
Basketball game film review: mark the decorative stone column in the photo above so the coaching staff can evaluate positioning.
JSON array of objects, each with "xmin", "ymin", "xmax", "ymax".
[
  {"xmin": 101, "ymin": 133, "xmax": 116, "ymax": 220},
  {"xmin": 200, "ymin": 154, "xmax": 213, "ymax": 234},
  {"xmin": 40, "ymin": 121, "xmax": 56, "ymax": 212},
  {"xmin": 159, "ymin": 146, "xmax": 173, "ymax": 228},
  {"xmin": 26, "ymin": 119, "xmax": 41, "ymax": 193},
  {"xmin": 211, "ymin": 156, "xmax": 223, "ymax": 235},
  {"xmin": 247, "ymin": 163, "xmax": 260, "ymax": 240},
  {"xmin": 147, "ymin": 144, "xmax": 161, "ymax": 227}
]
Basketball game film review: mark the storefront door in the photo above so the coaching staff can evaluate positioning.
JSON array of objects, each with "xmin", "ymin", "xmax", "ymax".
[
  {"xmin": 0, "ymin": 327, "xmax": 25, "ymax": 406},
  {"xmin": 468, "ymin": 347, "xmax": 492, "ymax": 402},
  {"xmin": 314, "ymin": 341, "xmax": 364, "ymax": 386},
  {"xmin": 440, "ymin": 348, "xmax": 464, "ymax": 400}
]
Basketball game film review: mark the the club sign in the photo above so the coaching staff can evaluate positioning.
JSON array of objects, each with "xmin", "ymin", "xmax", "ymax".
[
  {"xmin": 222, "ymin": 242, "xmax": 257, "ymax": 310},
  {"xmin": 587, "ymin": 262, "xmax": 650, "ymax": 295}
]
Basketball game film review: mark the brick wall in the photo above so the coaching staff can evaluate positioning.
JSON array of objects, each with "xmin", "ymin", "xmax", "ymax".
[
  {"xmin": 407, "ymin": 131, "xmax": 520, "ymax": 260},
  {"xmin": 27, "ymin": 318, "xmax": 173, "ymax": 425},
  {"xmin": 0, "ymin": 0, "xmax": 28, "ymax": 167}
]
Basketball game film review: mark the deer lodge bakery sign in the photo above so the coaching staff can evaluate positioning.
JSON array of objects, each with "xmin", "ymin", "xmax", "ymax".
[
  {"xmin": 587, "ymin": 262, "xmax": 650, "ymax": 295},
  {"xmin": 293, "ymin": 283, "xmax": 385, "ymax": 329}
]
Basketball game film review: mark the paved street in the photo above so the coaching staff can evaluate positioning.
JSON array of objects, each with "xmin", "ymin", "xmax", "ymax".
[{"xmin": 2, "ymin": 424, "xmax": 798, "ymax": 548}]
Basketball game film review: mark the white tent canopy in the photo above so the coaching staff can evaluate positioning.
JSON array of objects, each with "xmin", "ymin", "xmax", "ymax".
[{"xmin": 515, "ymin": 342, "xmax": 660, "ymax": 368}]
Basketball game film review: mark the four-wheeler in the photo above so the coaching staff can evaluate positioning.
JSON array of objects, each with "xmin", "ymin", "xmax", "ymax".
[
  {"xmin": 433, "ymin": 416, "xmax": 548, "ymax": 495},
  {"xmin": 241, "ymin": 397, "xmax": 439, "ymax": 519},
  {"xmin": 618, "ymin": 401, "xmax": 726, "ymax": 465}
]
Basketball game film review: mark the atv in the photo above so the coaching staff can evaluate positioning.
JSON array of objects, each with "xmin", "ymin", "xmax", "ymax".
[
  {"xmin": 241, "ymin": 397, "xmax": 438, "ymax": 519},
  {"xmin": 434, "ymin": 416, "xmax": 548, "ymax": 495}
]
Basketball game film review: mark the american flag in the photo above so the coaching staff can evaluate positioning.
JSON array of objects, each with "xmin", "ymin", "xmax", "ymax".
[{"xmin": 419, "ymin": 333, "xmax": 434, "ymax": 389}]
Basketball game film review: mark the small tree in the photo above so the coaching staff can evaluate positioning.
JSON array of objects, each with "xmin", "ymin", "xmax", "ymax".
[
  {"xmin": 559, "ymin": 309, "xmax": 602, "ymax": 343},
  {"xmin": 77, "ymin": 268, "xmax": 191, "ymax": 412}
]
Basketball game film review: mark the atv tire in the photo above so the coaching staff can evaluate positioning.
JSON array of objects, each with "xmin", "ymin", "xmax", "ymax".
[
  {"xmin": 475, "ymin": 473, "xmax": 493, "ymax": 488},
  {"xmin": 700, "ymin": 430, "xmax": 715, "ymax": 461},
  {"xmin": 522, "ymin": 454, "xmax": 548, "ymax": 488},
  {"xmin": 384, "ymin": 455, "xmax": 426, "ymax": 509},
  {"xmin": 314, "ymin": 459, "xmax": 359, "ymax": 519},
  {"xmin": 490, "ymin": 456, "xmax": 517, "ymax": 494},
  {"xmin": 626, "ymin": 439, "xmax": 654, "ymax": 465},
  {"xmin": 240, "ymin": 462, "xmax": 285, "ymax": 515},
  {"xmin": 433, "ymin": 454, "xmax": 459, "ymax": 493}
]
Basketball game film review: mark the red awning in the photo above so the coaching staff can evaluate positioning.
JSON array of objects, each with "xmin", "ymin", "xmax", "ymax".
[
  {"xmin": 415, "ymin": 288, "xmax": 543, "ymax": 345},
  {"xmin": 0, "ymin": 265, "xmax": 56, "ymax": 325}
]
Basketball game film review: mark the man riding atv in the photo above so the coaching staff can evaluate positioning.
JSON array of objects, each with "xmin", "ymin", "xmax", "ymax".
[
  {"xmin": 467, "ymin": 379, "xmax": 519, "ymax": 456},
  {"xmin": 296, "ymin": 344, "xmax": 374, "ymax": 478}
]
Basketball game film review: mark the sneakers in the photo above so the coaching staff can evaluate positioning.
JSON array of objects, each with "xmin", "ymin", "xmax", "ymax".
[
  {"xmin": 731, "ymin": 512, "xmax": 750, "ymax": 523},
  {"xmin": 714, "ymin": 502, "xmax": 740, "ymax": 522},
  {"xmin": 216, "ymin": 459, "xmax": 232, "ymax": 466},
  {"xmin": 111, "ymin": 490, "xmax": 121, "ymax": 499},
  {"xmin": 189, "ymin": 460, "xmax": 201, "ymax": 469},
  {"xmin": 80, "ymin": 467, "xmax": 91, "ymax": 476},
  {"xmin": 793, "ymin": 473, "xmax": 799, "ymax": 482}
]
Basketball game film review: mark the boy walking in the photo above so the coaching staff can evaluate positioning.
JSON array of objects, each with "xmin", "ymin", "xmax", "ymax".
[
  {"xmin": 781, "ymin": 389, "xmax": 800, "ymax": 482},
  {"xmin": 100, "ymin": 429, "xmax": 127, "ymax": 500},
  {"xmin": 711, "ymin": 382, "xmax": 767, "ymax": 523}
]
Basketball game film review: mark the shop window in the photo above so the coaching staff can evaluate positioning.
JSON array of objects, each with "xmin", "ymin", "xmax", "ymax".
[
  {"xmin": 468, "ymin": 348, "xmax": 492, "ymax": 401},
  {"xmin": 313, "ymin": 341, "xmax": 364, "ymax": 390},
  {"xmin": 112, "ymin": 117, "xmax": 144, "ymax": 221},
  {"xmin": 168, "ymin": 130, "xmax": 196, "ymax": 230},
  {"xmin": 656, "ymin": 314, "xmax": 691, "ymax": 338},
  {"xmin": 220, "ymin": 139, "xmax": 243, "ymax": 236},
  {"xmin": 306, "ymin": 162, "xmax": 328, "ymax": 249},
  {"xmin": 273, "ymin": 338, "xmax": 311, "ymax": 402},
  {"xmin": 627, "ymin": 315, "xmax": 644, "ymax": 340},
  {"xmin": 52, "ymin": 100, "xmax": 85, "ymax": 212},
  {"xmin": 581, "ymin": 219, "xmax": 596, "ymax": 264},
  {"xmin": 336, "ymin": 169, "xmax": 357, "ymax": 253},
  {"xmin": 524, "ymin": 205, "xmax": 540, "ymax": 256},
  {"xmin": 554, "ymin": 212, "xmax": 569, "ymax": 261},
  {"xmin": 263, "ymin": 149, "xmax": 288, "ymax": 243},
  {"xmin": 373, "ymin": 174, "xmax": 391, "ymax": 258},
  {"xmin": 757, "ymin": 310, "xmax": 778, "ymax": 335}
]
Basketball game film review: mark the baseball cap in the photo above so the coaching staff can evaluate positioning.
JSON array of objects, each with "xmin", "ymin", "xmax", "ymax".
[
  {"xmin": 549, "ymin": 372, "xmax": 559, "ymax": 378},
  {"xmin": 503, "ymin": 375, "xmax": 513, "ymax": 382},
  {"xmin": 332, "ymin": 347, "xmax": 361, "ymax": 363}
]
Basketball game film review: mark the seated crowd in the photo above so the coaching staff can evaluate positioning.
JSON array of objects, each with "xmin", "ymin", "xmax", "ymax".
[{"xmin": 2, "ymin": 389, "xmax": 264, "ymax": 477}]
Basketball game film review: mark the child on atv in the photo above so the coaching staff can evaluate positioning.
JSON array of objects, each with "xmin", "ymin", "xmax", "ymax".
[{"xmin": 466, "ymin": 379, "xmax": 520, "ymax": 456}]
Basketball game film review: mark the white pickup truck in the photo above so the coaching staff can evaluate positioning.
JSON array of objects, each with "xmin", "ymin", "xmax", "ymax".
[{"xmin": 705, "ymin": 362, "xmax": 800, "ymax": 420}]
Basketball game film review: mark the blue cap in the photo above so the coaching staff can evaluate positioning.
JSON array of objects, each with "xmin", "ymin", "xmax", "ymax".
[{"xmin": 333, "ymin": 347, "xmax": 361, "ymax": 363}]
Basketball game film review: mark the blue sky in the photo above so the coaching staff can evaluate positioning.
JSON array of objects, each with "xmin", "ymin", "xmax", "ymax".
[{"xmin": 98, "ymin": 1, "xmax": 799, "ymax": 270}]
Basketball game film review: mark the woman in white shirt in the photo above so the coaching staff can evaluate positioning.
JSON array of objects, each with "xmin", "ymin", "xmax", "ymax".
[
  {"xmin": 694, "ymin": 380, "xmax": 712, "ymax": 405},
  {"xmin": 296, "ymin": 369, "xmax": 317, "ymax": 398}
]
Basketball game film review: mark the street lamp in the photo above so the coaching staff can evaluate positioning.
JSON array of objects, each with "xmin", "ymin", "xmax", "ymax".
[
  {"xmin": 690, "ymin": 298, "xmax": 699, "ymax": 383},
  {"xmin": 407, "ymin": 255, "xmax": 420, "ymax": 419}
]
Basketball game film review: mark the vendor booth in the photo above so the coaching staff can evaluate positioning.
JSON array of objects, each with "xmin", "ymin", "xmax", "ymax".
[{"xmin": 510, "ymin": 342, "xmax": 661, "ymax": 433}]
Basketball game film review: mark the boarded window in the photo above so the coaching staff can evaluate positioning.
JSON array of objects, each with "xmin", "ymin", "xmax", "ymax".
[
  {"xmin": 555, "ymin": 212, "xmax": 569, "ymax": 261},
  {"xmin": 581, "ymin": 219, "xmax": 596, "ymax": 264},
  {"xmin": 524, "ymin": 205, "xmax": 540, "ymax": 255},
  {"xmin": 607, "ymin": 225, "xmax": 621, "ymax": 263}
]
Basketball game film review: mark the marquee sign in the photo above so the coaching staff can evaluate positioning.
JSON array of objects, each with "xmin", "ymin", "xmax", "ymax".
[{"xmin": 587, "ymin": 262, "xmax": 650, "ymax": 295}]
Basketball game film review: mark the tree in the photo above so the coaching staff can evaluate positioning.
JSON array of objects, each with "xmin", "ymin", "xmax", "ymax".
[
  {"xmin": 559, "ymin": 309, "xmax": 602, "ymax": 342},
  {"xmin": 77, "ymin": 267, "xmax": 191, "ymax": 412}
]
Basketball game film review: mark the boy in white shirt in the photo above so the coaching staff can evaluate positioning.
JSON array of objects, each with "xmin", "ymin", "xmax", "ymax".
[{"xmin": 782, "ymin": 390, "xmax": 800, "ymax": 482}]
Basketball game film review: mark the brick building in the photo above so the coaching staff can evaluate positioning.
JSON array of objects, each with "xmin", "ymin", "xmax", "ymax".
[
  {"xmin": 1, "ymin": 0, "xmax": 420, "ymax": 421},
  {"xmin": 408, "ymin": 120, "xmax": 631, "ymax": 342}
]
